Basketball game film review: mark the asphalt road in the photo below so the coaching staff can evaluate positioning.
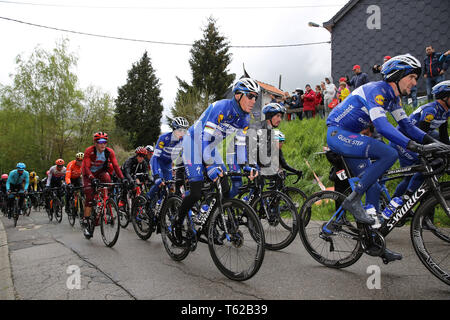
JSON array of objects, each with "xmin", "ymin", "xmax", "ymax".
[{"xmin": 1, "ymin": 208, "xmax": 449, "ymax": 300}]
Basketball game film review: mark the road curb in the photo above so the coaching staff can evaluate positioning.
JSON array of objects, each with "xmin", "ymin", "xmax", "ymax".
[{"xmin": 0, "ymin": 218, "xmax": 15, "ymax": 300}]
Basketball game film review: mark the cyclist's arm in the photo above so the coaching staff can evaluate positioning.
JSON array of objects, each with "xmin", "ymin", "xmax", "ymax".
[
  {"xmin": 46, "ymin": 169, "xmax": 53, "ymax": 187},
  {"xmin": 109, "ymin": 149, "xmax": 124, "ymax": 180},
  {"xmin": 65, "ymin": 162, "xmax": 72, "ymax": 184},
  {"xmin": 202, "ymin": 104, "xmax": 225, "ymax": 166},
  {"xmin": 279, "ymin": 149, "xmax": 298, "ymax": 174},
  {"xmin": 122, "ymin": 158, "xmax": 134, "ymax": 182},
  {"xmin": 82, "ymin": 149, "xmax": 95, "ymax": 180},
  {"xmin": 23, "ymin": 172, "xmax": 29, "ymax": 191},
  {"xmin": 439, "ymin": 121, "xmax": 450, "ymax": 144}
]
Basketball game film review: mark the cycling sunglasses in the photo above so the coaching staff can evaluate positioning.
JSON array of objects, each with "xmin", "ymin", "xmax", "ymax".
[{"xmin": 245, "ymin": 93, "xmax": 258, "ymax": 101}]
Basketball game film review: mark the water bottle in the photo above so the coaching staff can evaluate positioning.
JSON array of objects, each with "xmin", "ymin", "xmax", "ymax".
[
  {"xmin": 242, "ymin": 195, "xmax": 250, "ymax": 203},
  {"xmin": 364, "ymin": 204, "xmax": 381, "ymax": 229},
  {"xmin": 381, "ymin": 197, "xmax": 403, "ymax": 220}
]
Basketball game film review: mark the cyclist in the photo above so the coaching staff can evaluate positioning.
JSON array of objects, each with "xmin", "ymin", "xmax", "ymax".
[
  {"xmin": 1, "ymin": 174, "xmax": 8, "ymax": 214},
  {"xmin": 81, "ymin": 132, "xmax": 125, "ymax": 237},
  {"xmin": 6, "ymin": 163, "xmax": 29, "ymax": 217},
  {"xmin": 174, "ymin": 78, "xmax": 260, "ymax": 242},
  {"xmin": 228, "ymin": 103, "xmax": 300, "ymax": 198},
  {"xmin": 146, "ymin": 117, "xmax": 188, "ymax": 204},
  {"xmin": 119, "ymin": 146, "xmax": 149, "ymax": 209},
  {"xmin": 28, "ymin": 171, "xmax": 40, "ymax": 192},
  {"xmin": 392, "ymin": 80, "xmax": 450, "ymax": 199},
  {"xmin": 145, "ymin": 145, "xmax": 154, "ymax": 173},
  {"xmin": 326, "ymin": 54, "xmax": 450, "ymax": 262},
  {"xmin": 44, "ymin": 159, "xmax": 67, "ymax": 211},
  {"xmin": 65, "ymin": 152, "xmax": 84, "ymax": 213}
]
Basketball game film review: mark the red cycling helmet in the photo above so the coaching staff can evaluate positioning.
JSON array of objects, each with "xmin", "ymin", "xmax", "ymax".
[
  {"xmin": 135, "ymin": 146, "xmax": 148, "ymax": 156},
  {"xmin": 93, "ymin": 131, "xmax": 108, "ymax": 142},
  {"xmin": 1, "ymin": 174, "xmax": 8, "ymax": 180},
  {"xmin": 55, "ymin": 159, "xmax": 65, "ymax": 166}
]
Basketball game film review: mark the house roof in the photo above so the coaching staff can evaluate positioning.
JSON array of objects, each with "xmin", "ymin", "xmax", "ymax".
[
  {"xmin": 257, "ymin": 81, "xmax": 285, "ymax": 97},
  {"xmin": 323, "ymin": 0, "xmax": 360, "ymax": 32}
]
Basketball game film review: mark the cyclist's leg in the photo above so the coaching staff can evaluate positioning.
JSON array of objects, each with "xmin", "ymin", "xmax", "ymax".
[
  {"xmin": 228, "ymin": 163, "xmax": 242, "ymax": 199},
  {"xmin": 327, "ymin": 126, "xmax": 398, "ymax": 224},
  {"xmin": 345, "ymin": 158, "xmax": 383, "ymax": 212}
]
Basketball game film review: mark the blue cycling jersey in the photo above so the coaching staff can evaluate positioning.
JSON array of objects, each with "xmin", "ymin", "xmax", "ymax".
[
  {"xmin": 186, "ymin": 97, "xmax": 249, "ymax": 166},
  {"xmin": 6, "ymin": 169, "xmax": 29, "ymax": 191},
  {"xmin": 327, "ymin": 81, "xmax": 426, "ymax": 148},
  {"xmin": 151, "ymin": 132, "xmax": 183, "ymax": 177},
  {"xmin": 182, "ymin": 98, "xmax": 249, "ymax": 182},
  {"xmin": 408, "ymin": 100, "xmax": 450, "ymax": 131}
]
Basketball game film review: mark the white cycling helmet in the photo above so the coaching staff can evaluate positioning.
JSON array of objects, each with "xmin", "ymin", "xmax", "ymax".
[
  {"xmin": 172, "ymin": 117, "xmax": 189, "ymax": 130},
  {"xmin": 232, "ymin": 77, "xmax": 261, "ymax": 94}
]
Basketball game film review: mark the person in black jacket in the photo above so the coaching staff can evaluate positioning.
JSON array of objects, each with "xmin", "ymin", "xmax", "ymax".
[
  {"xmin": 119, "ymin": 146, "xmax": 149, "ymax": 208},
  {"xmin": 424, "ymin": 45, "xmax": 448, "ymax": 101}
]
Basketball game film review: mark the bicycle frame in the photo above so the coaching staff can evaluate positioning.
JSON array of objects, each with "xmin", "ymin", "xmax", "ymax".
[{"xmin": 325, "ymin": 154, "xmax": 449, "ymax": 239}]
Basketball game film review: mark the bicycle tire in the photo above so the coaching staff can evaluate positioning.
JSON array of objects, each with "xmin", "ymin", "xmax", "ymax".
[
  {"xmin": 100, "ymin": 198, "xmax": 120, "ymax": 247},
  {"xmin": 298, "ymin": 190, "xmax": 364, "ymax": 269},
  {"xmin": 131, "ymin": 195, "xmax": 153, "ymax": 240},
  {"xmin": 251, "ymin": 190, "xmax": 298, "ymax": 251},
  {"xmin": 208, "ymin": 198, "xmax": 265, "ymax": 281},
  {"xmin": 411, "ymin": 188, "xmax": 450, "ymax": 286},
  {"xmin": 283, "ymin": 186, "xmax": 307, "ymax": 225},
  {"xmin": 53, "ymin": 198, "xmax": 63, "ymax": 223},
  {"xmin": 25, "ymin": 197, "xmax": 32, "ymax": 216},
  {"xmin": 68, "ymin": 198, "xmax": 76, "ymax": 227},
  {"xmin": 160, "ymin": 195, "xmax": 190, "ymax": 262},
  {"xmin": 13, "ymin": 205, "xmax": 19, "ymax": 227},
  {"xmin": 119, "ymin": 197, "xmax": 130, "ymax": 229}
]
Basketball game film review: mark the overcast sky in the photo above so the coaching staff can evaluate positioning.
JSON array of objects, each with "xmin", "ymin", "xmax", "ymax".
[{"xmin": 0, "ymin": 0, "xmax": 348, "ymax": 131}]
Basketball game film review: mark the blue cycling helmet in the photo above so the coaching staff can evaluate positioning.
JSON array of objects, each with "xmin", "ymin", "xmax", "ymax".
[
  {"xmin": 171, "ymin": 117, "xmax": 189, "ymax": 130},
  {"xmin": 432, "ymin": 80, "xmax": 450, "ymax": 100},
  {"xmin": 232, "ymin": 78, "xmax": 260, "ymax": 94},
  {"xmin": 16, "ymin": 162, "xmax": 26, "ymax": 170},
  {"xmin": 262, "ymin": 103, "xmax": 286, "ymax": 120},
  {"xmin": 381, "ymin": 54, "xmax": 422, "ymax": 83},
  {"xmin": 273, "ymin": 130, "xmax": 285, "ymax": 142}
]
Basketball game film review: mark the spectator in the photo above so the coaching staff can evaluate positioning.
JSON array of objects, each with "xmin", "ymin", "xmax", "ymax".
[
  {"xmin": 372, "ymin": 55, "xmax": 391, "ymax": 74},
  {"xmin": 348, "ymin": 64, "xmax": 369, "ymax": 89},
  {"xmin": 338, "ymin": 82, "xmax": 350, "ymax": 102},
  {"xmin": 294, "ymin": 88, "xmax": 304, "ymax": 120},
  {"xmin": 439, "ymin": 50, "xmax": 450, "ymax": 63},
  {"xmin": 301, "ymin": 84, "xmax": 316, "ymax": 119},
  {"xmin": 315, "ymin": 85, "xmax": 324, "ymax": 118},
  {"xmin": 424, "ymin": 45, "xmax": 448, "ymax": 101},
  {"xmin": 323, "ymin": 78, "xmax": 337, "ymax": 118}
]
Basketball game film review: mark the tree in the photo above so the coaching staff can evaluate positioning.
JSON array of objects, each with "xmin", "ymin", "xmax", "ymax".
[
  {"xmin": 115, "ymin": 51, "xmax": 163, "ymax": 147},
  {"xmin": 171, "ymin": 16, "xmax": 235, "ymax": 120},
  {"xmin": 0, "ymin": 39, "xmax": 120, "ymax": 176},
  {"xmin": 0, "ymin": 39, "xmax": 84, "ymax": 172}
]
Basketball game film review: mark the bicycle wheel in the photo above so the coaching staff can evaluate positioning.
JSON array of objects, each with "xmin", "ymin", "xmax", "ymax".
[
  {"xmin": 13, "ymin": 204, "xmax": 19, "ymax": 227},
  {"xmin": 131, "ymin": 195, "xmax": 153, "ymax": 240},
  {"xmin": 160, "ymin": 195, "xmax": 190, "ymax": 261},
  {"xmin": 47, "ymin": 202, "xmax": 53, "ymax": 222},
  {"xmin": 25, "ymin": 197, "xmax": 32, "ymax": 216},
  {"xmin": 208, "ymin": 198, "xmax": 265, "ymax": 281},
  {"xmin": 53, "ymin": 198, "xmax": 63, "ymax": 223},
  {"xmin": 68, "ymin": 198, "xmax": 76, "ymax": 227},
  {"xmin": 298, "ymin": 190, "xmax": 364, "ymax": 268},
  {"xmin": 283, "ymin": 186, "xmax": 307, "ymax": 226},
  {"xmin": 100, "ymin": 199, "xmax": 120, "ymax": 247},
  {"xmin": 411, "ymin": 189, "xmax": 450, "ymax": 286},
  {"xmin": 252, "ymin": 190, "xmax": 298, "ymax": 250},
  {"xmin": 119, "ymin": 196, "xmax": 130, "ymax": 229}
]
